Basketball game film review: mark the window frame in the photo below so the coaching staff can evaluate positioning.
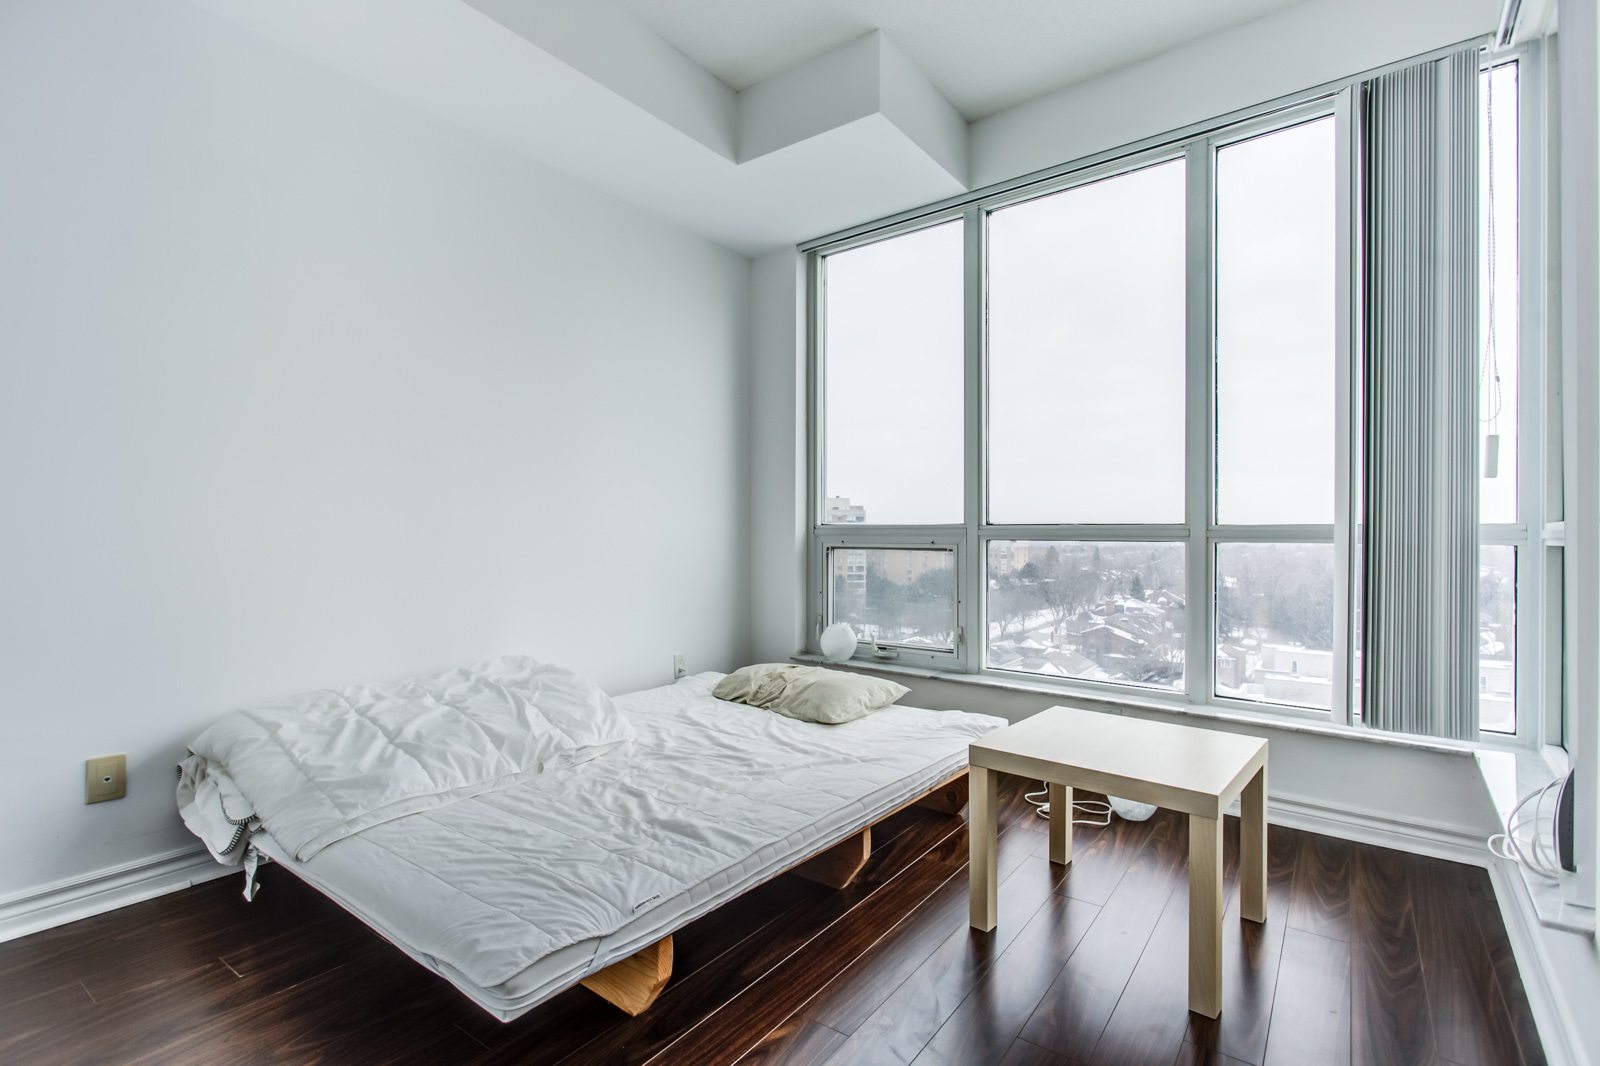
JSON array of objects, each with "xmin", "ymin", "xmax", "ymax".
[{"xmin": 804, "ymin": 38, "xmax": 1551, "ymax": 748}]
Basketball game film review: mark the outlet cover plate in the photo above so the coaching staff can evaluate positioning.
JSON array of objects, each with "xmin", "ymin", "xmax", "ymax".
[{"xmin": 86, "ymin": 754, "xmax": 126, "ymax": 803}]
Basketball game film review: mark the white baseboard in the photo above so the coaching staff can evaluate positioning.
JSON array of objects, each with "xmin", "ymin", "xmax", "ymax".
[
  {"xmin": 0, "ymin": 845, "xmax": 236, "ymax": 944},
  {"xmin": 1258, "ymin": 789, "xmax": 1492, "ymax": 864}
]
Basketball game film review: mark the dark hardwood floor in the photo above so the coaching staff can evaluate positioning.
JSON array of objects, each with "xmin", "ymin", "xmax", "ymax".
[{"xmin": 0, "ymin": 775, "xmax": 1545, "ymax": 1066}]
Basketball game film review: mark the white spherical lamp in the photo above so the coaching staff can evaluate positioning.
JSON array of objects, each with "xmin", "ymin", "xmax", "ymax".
[
  {"xmin": 1107, "ymin": 796, "xmax": 1157, "ymax": 822},
  {"xmin": 819, "ymin": 623, "xmax": 857, "ymax": 662}
]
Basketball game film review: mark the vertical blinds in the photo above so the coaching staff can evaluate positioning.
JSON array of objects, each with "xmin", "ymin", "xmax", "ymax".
[{"xmin": 1362, "ymin": 48, "xmax": 1480, "ymax": 740}]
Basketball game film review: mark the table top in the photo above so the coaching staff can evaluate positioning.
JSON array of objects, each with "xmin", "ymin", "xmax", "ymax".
[{"xmin": 969, "ymin": 706, "xmax": 1267, "ymax": 817}]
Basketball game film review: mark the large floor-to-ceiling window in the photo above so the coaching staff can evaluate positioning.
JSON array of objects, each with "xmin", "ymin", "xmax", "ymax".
[{"xmin": 808, "ymin": 44, "xmax": 1548, "ymax": 741}]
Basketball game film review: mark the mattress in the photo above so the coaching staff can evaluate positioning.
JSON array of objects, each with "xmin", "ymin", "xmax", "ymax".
[{"xmin": 252, "ymin": 672, "xmax": 1004, "ymax": 1020}]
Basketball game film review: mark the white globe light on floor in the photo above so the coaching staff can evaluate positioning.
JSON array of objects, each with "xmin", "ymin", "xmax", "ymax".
[
  {"xmin": 1108, "ymin": 796, "xmax": 1157, "ymax": 821},
  {"xmin": 819, "ymin": 623, "xmax": 857, "ymax": 662}
]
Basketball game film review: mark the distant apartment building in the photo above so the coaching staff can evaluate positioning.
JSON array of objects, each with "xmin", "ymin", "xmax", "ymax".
[
  {"xmin": 1216, "ymin": 642, "xmax": 1334, "ymax": 706},
  {"xmin": 826, "ymin": 498, "xmax": 868, "ymax": 589},
  {"xmin": 990, "ymin": 542, "xmax": 1031, "ymax": 577},
  {"xmin": 826, "ymin": 497, "xmax": 866, "ymax": 523},
  {"xmin": 832, "ymin": 546, "xmax": 953, "ymax": 588}
]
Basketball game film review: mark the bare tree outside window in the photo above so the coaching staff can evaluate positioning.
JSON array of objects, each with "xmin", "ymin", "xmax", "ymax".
[
  {"xmin": 1479, "ymin": 546, "xmax": 1516, "ymax": 733},
  {"xmin": 988, "ymin": 542, "xmax": 1185, "ymax": 691},
  {"xmin": 1214, "ymin": 543, "xmax": 1335, "ymax": 709},
  {"xmin": 828, "ymin": 548, "xmax": 956, "ymax": 651}
]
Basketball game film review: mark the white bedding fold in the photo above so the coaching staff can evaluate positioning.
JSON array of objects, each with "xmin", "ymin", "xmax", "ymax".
[{"xmin": 181, "ymin": 656, "xmax": 634, "ymax": 861}]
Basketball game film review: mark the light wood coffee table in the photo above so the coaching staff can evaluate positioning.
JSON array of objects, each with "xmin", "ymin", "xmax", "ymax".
[{"xmin": 967, "ymin": 706, "xmax": 1268, "ymax": 1019}]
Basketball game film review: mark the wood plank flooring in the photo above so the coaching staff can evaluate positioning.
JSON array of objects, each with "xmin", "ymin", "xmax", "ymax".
[{"xmin": 0, "ymin": 775, "xmax": 1545, "ymax": 1066}]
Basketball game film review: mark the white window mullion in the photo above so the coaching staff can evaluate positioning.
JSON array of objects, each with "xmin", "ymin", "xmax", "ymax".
[
  {"xmin": 1333, "ymin": 84, "xmax": 1359, "ymax": 728},
  {"xmin": 963, "ymin": 207, "xmax": 985, "ymax": 672},
  {"xmin": 806, "ymin": 250, "xmax": 826, "ymax": 650},
  {"xmin": 1185, "ymin": 139, "xmax": 1213, "ymax": 706}
]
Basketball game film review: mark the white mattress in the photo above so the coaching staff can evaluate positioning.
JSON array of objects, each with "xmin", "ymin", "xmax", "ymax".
[{"xmin": 252, "ymin": 673, "xmax": 1004, "ymax": 1020}]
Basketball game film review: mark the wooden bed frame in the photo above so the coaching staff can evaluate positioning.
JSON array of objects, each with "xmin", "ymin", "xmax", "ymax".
[{"xmin": 577, "ymin": 768, "xmax": 971, "ymax": 1015}]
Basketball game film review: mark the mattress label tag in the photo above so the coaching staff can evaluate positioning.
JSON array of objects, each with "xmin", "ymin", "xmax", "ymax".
[{"xmin": 633, "ymin": 893, "xmax": 661, "ymax": 911}]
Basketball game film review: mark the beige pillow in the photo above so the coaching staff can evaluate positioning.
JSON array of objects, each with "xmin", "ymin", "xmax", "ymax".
[{"xmin": 712, "ymin": 664, "xmax": 909, "ymax": 725}]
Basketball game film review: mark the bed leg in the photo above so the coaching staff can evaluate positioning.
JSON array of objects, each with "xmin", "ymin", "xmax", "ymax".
[
  {"xmin": 792, "ymin": 827, "xmax": 872, "ymax": 888},
  {"xmin": 580, "ymin": 935, "xmax": 673, "ymax": 1016},
  {"xmin": 913, "ymin": 770, "xmax": 969, "ymax": 815}
]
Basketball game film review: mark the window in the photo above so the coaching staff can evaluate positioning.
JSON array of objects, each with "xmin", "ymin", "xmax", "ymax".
[
  {"xmin": 1479, "ymin": 546, "xmax": 1517, "ymax": 734},
  {"xmin": 808, "ymin": 48, "xmax": 1543, "ymax": 739},
  {"xmin": 1215, "ymin": 542, "xmax": 1336, "ymax": 709},
  {"xmin": 1214, "ymin": 118, "xmax": 1337, "ymax": 526},
  {"xmin": 826, "ymin": 547, "xmax": 956, "ymax": 652},
  {"xmin": 1211, "ymin": 117, "xmax": 1338, "ymax": 710},
  {"xmin": 1479, "ymin": 59, "xmax": 1524, "ymax": 737},
  {"xmin": 822, "ymin": 222, "xmax": 964, "ymax": 526},
  {"xmin": 1480, "ymin": 61, "xmax": 1519, "ymax": 526},
  {"xmin": 987, "ymin": 541, "xmax": 1186, "ymax": 690},
  {"xmin": 988, "ymin": 161, "xmax": 1188, "ymax": 524}
]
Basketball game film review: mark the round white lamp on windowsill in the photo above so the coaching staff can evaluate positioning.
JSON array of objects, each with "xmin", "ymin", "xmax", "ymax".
[{"xmin": 819, "ymin": 623, "xmax": 857, "ymax": 663}]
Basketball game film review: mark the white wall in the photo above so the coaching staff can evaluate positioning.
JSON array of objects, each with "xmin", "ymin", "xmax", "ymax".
[
  {"xmin": 969, "ymin": 0, "xmax": 1501, "ymax": 189},
  {"xmin": 749, "ymin": 248, "xmax": 807, "ymax": 664},
  {"xmin": 0, "ymin": 0, "xmax": 750, "ymax": 900}
]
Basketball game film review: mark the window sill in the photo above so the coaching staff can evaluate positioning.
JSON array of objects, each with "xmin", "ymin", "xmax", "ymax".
[
  {"xmin": 1475, "ymin": 748, "xmax": 1595, "ymax": 935},
  {"xmin": 793, "ymin": 653, "xmax": 1480, "ymax": 758}
]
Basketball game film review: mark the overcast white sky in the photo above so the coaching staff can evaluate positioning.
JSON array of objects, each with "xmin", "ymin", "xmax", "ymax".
[
  {"xmin": 824, "ymin": 221, "xmax": 965, "ymax": 524},
  {"xmin": 1215, "ymin": 117, "xmax": 1335, "ymax": 524},
  {"xmin": 988, "ymin": 158, "xmax": 1188, "ymax": 524},
  {"xmin": 1480, "ymin": 63, "xmax": 1519, "ymax": 525}
]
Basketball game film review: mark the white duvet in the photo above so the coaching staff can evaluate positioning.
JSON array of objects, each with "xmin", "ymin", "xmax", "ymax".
[{"xmin": 179, "ymin": 657, "xmax": 634, "ymax": 862}]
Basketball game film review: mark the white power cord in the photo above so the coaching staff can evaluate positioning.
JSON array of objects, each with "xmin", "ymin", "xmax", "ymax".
[
  {"xmin": 1488, "ymin": 778, "xmax": 1564, "ymax": 879},
  {"xmin": 1025, "ymin": 784, "xmax": 1112, "ymax": 827}
]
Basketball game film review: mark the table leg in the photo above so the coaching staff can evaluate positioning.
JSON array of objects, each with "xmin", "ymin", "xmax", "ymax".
[
  {"xmin": 1240, "ymin": 764, "xmax": 1267, "ymax": 923},
  {"xmin": 1047, "ymin": 782, "xmax": 1072, "ymax": 865},
  {"xmin": 969, "ymin": 764, "xmax": 998, "ymax": 931},
  {"xmin": 1188, "ymin": 813, "xmax": 1223, "ymax": 1018}
]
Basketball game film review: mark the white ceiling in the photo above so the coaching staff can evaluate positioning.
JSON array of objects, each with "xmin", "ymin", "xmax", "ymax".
[{"xmin": 611, "ymin": 0, "xmax": 1311, "ymax": 120}]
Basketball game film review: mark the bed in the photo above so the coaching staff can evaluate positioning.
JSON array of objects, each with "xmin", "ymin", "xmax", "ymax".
[{"xmin": 177, "ymin": 658, "xmax": 1005, "ymax": 1021}]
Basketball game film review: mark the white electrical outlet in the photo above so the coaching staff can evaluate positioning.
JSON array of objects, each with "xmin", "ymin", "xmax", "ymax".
[{"xmin": 673, "ymin": 653, "xmax": 687, "ymax": 680}]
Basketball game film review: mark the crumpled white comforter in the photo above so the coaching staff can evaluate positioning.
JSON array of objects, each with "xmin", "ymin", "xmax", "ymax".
[
  {"xmin": 262, "ymin": 673, "xmax": 1005, "ymax": 994},
  {"xmin": 178, "ymin": 656, "xmax": 634, "ymax": 862}
]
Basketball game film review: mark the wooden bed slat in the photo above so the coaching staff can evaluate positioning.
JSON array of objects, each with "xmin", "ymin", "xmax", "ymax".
[
  {"xmin": 792, "ymin": 827, "xmax": 872, "ymax": 889},
  {"xmin": 580, "ymin": 935, "xmax": 674, "ymax": 1015},
  {"xmin": 912, "ymin": 769, "xmax": 969, "ymax": 815}
]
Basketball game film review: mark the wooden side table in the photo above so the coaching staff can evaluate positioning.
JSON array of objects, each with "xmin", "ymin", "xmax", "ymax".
[{"xmin": 967, "ymin": 706, "xmax": 1268, "ymax": 1019}]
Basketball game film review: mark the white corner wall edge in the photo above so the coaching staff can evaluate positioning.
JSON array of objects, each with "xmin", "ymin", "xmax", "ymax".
[
  {"xmin": 0, "ymin": 844, "xmax": 235, "ymax": 945},
  {"xmin": 1487, "ymin": 858, "xmax": 1592, "ymax": 1066}
]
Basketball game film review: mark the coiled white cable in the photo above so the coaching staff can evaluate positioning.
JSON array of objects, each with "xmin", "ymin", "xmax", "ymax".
[
  {"xmin": 1487, "ymin": 777, "xmax": 1565, "ymax": 879},
  {"xmin": 1024, "ymin": 784, "xmax": 1112, "ymax": 826}
]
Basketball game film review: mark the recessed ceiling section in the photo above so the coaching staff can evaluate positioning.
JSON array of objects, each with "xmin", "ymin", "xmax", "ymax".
[
  {"xmin": 611, "ymin": 0, "xmax": 1311, "ymax": 120},
  {"xmin": 188, "ymin": 0, "xmax": 1318, "ymax": 252}
]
